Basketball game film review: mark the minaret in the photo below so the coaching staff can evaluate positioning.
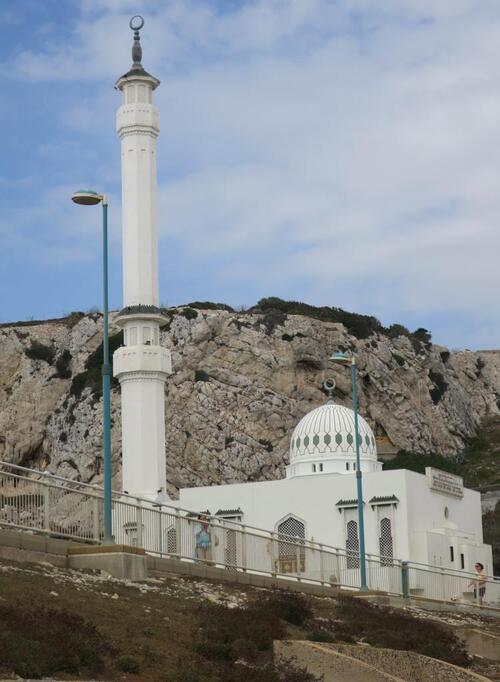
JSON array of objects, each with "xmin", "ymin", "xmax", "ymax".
[{"xmin": 113, "ymin": 16, "xmax": 171, "ymax": 501}]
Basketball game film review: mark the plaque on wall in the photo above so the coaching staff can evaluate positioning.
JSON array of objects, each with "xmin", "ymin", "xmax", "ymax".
[{"xmin": 425, "ymin": 467, "xmax": 464, "ymax": 498}]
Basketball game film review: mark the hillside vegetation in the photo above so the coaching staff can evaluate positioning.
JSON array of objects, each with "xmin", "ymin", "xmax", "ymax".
[
  {"xmin": 0, "ymin": 557, "xmax": 485, "ymax": 682},
  {"xmin": 383, "ymin": 416, "xmax": 500, "ymax": 489}
]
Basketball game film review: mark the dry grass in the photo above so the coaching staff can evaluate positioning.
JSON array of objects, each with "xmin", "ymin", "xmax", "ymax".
[{"xmin": 0, "ymin": 557, "xmax": 493, "ymax": 681}]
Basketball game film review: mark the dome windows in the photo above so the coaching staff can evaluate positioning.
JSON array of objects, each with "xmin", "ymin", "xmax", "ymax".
[{"xmin": 287, "ymin": 402, "xmax": 379, "ymax": 477}]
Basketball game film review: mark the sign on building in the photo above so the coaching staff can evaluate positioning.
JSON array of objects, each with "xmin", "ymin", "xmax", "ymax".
[{"xmin": 425, "ymin": 467, "xmax": 464, "ymax": 498}]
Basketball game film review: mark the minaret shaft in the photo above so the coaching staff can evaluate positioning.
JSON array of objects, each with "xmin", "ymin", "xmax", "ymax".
[
  {"xmin": 118, "ymin": 105, "xmax": 159, "ymax": 307},
  {"xmin": 113, "ymin": 29, "xmax": 171, "ymax": 501}
]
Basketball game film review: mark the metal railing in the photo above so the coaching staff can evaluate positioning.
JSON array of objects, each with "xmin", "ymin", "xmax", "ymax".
[
  {"xmin": 405, "ymin": 559, "xmax": 500, "ymax": 607},
  {"xmin": 0, "ymin": 460, "xmax": 498, "ymax": 608}
]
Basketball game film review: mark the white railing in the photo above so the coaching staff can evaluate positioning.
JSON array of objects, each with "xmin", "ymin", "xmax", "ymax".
[{"xmin": 0, "ymin": 460, "xmax": 498, "ymax": 608}]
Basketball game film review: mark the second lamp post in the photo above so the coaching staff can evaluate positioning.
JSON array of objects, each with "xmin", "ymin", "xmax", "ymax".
[
  {"xmin": 71, "ymin": 190, "xmax": 113, "ymax": 544},
  {"xmin": 330, "ymin": 351, "xmax": 368, "ymax": 591}
]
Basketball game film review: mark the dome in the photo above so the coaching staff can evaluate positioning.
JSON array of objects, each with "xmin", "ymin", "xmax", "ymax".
[{"xmin": 287, "ymin": 402, "xmax": 378, "ymax": 476}]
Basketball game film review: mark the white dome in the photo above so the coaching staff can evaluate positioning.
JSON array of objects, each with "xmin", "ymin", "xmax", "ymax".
[{"xmin": 289, "ymin": 402, "xmax": 377, "ymax": 464}]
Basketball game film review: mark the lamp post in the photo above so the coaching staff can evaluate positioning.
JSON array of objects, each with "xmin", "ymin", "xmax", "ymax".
[
  {"xmin": 71, "ymin": 190, "xmax": 113, "ymax": 544},
  {"xmin": 330, "ymin": 351, "xmax": 368, "ymax": 591}
]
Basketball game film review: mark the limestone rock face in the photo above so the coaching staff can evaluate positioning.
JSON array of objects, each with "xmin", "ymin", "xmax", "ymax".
[{"xmin": 1, "ymin": 309, "xmax": 499, "ymax": 495}]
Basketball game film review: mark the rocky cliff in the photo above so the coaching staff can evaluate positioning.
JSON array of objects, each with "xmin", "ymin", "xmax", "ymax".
[{"xmin": 1, "ymin": 305, "xmax": 500, "ymax": 495}]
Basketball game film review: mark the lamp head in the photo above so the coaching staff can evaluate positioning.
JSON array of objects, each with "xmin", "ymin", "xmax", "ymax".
[
  {"xmin": 330, "ymin": 351, "xmax": 351, "ymax": 365},
  {"xmin": 71, "ymin": 190, "xmax": 102, "ymax": 206}
]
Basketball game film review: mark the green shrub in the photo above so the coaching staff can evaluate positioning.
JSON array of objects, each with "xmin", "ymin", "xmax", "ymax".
[
  {"xmin": 186, "ymin": 301, "xmax": 234, "ymax": 312},
  {"xmin": 117, "ymin": 655, "xmax": 140, "ymax": 673},
  {"xmin": 476, "ymin": 357, "xmax": 486, "ymax": 376},
  {"xmin": 0, "ymin": 603, "xmax": 106, "ymax": 678},
  {"xmin": 180, "ymin": 307, "xmax": 198, "ymax": 320},
  {"xmin": 392, "ymin": 353, "xmax": 406, "ymax": 367},
  {"xmin": 70, "ymin": 331, "xmax": 122, "ymax": 399},
  {"xmin": 194, "ymin": 602, "xmax": 284, "ymax": 662},
  {"xmin": 382, "ymin": 450, "xmax": 460, "ymax": 476},
  {"xmin": 249, "ymin": 297, "xmax": 381, "ymax": 340},
  {"xmin": 258, "ymin": 309, "xmax": 287, "ymax": 335},
  {"xmin": 413, "ymin": 327, "xmax": 432, "ymax": 346},
  {"xmin": 55, "ymin": 349, "xmax": 72, "ymax": 379},
  {"xmin": 306, "ymin": 629, "xmax": 335, "ymax": 643},
  {"xmin": 386, "ymin": 323, "xmax": 410, "ymax": 339},
  {"xmin": 429, "ymin": 369, "xmax": 448, "ymax": 405},
  {"xmin": 334, "ymin": 596, "xmax": 469, "ymax": 667},
  {"xmin": 195, "ymin": 369, "xmax": 210, "ymax": 382},
  {"xmin": 482, "ymin": 501, "xmax": 500, "ymax": 575},
  {"xmin": 257, "ymin": 590, "xmax": 313, "ymax": 626},
  {"xmin": 25, "ymin": 340, "xmax": 55, "ymax": 364}
]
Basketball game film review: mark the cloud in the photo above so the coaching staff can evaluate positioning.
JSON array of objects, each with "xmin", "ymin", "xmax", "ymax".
[{"xmin": 3, "ymin": 0, "xmax": 500, "ymax": 347}]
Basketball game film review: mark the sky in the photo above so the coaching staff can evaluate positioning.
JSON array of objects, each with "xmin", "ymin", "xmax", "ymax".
[{"xmin": 1, "ymin": 0, "xmax": 500, "ymax": 349}]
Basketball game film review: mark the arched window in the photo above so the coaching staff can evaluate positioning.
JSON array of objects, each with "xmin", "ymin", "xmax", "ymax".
[
  {"xmin": 346, "ymin": 520, "xmax": 359, "ymax": 569},
  {"xmin": 167, "ymin": 526, "xmax": 177, "ymax": 555},
  {"xmin": 379, "ymin": 517, "xmax": 393, "ymax": 566},
  {"xmin": 276, "ymin": 516, "xmax": 306, "ymax": 574}
]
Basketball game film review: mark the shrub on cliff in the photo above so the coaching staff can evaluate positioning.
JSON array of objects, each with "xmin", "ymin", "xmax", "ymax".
[
  {"xmin": 25, "ymin": 340, "xmax": 55, "ymax": 364},
  {"xmin": 70, "ymin": 331, "xmax": 122, "ymax": 399},
  {"xmin": 249, "ymin": 297, "xmax": 382, "ymax": 340}
]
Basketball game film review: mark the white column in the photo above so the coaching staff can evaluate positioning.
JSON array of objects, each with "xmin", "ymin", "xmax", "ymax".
[
  {"xmin": 113, "ymin": 53, "xmax": 171, "ymax": 501},
  {"xmin": 117, "ymin": 83, "xmax": 159, "ymax": 307}
]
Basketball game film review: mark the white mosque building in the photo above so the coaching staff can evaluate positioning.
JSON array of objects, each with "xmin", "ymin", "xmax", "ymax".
[
  {"xmin": 179, "ymin": 399, "xmax": 493, "ymax": 576},
  {"xmin": 111, "ymin": 18, "xmax": 493, "ymax": 586}
]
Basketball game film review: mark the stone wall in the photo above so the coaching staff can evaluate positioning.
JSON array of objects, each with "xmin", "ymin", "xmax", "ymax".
[{"xmin": 274, "ymin": 641, "xmax": 491, "ymax": 682}]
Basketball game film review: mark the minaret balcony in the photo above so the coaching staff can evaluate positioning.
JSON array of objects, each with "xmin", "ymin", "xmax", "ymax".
[
  {"xmin": 113, "ymin": 344, "xmax": 172, "ymax": 379},
  {"xmin": 116, "ymin": 104, "xmax": 159, "ymax": 136}
]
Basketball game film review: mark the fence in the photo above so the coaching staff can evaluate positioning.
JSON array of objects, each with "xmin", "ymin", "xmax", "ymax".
[{"xmin": 0, "ymin": 460, "xmax": 498, "ymax": 608}]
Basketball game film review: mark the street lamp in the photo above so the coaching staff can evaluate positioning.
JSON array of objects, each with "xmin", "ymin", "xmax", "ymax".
[
  {"xmin": 71, "ymin": 190, "xmax": 113, "ymax": 544},
  {"xmin": 330, "ymin": 351, "xmax": 368, "ymax": 591}
]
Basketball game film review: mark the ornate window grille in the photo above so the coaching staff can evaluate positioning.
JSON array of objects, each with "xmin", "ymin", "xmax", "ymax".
[
  {"xmin": 379, "ymin": 517, "xmax": 393, "ymax": 566},
  {"xmin": 167, "ymin": 525, "xmax": 177, "ymax": 555},
  {"xmin": 346, "ymin": 519, "xmax": 360, "ymax": 568},
  {"xmin": 224, "ymin": 529, "xmax": 237, "ymax": 569},
  {"xmin": 277, "ymin": 516, "xmax": 306, "ymax": 574}
]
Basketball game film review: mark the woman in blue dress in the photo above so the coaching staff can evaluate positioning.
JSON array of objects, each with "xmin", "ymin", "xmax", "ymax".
[{"xmin": 194, "ymin": 514, "xmax": 211, "ymax": 562}]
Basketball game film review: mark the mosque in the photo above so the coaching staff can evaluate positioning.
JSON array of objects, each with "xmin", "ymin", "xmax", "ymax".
[
  {"xmin": 111, "ymin": 18, "xmax": 493, "ymax": 580},
  {"xmin": 179, "ymin": 399, "xmax": 492, "ymax": 575}
]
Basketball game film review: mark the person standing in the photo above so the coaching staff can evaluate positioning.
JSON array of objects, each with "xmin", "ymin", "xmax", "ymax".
[
  {"xmin": 194, "ymin": 514, "xmax": 212, "ymax": 562},
  {"xmin": 468, "ymin": 562, "xmax": 487, "ymax": 605}
]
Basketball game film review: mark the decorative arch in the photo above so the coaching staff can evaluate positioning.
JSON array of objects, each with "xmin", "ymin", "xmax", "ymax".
[
  {"xmin": 275, "ymin": 514, "xmax": 306, "ymax": 575},
  {"xmin": 379, "ymin": 516, "xmax": 394, "ymax": 566},
  {"xmin": 346, "ymin": 519, "xmax": 360, "ymax": 569}
]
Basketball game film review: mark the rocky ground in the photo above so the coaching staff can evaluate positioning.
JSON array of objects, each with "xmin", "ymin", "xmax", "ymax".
[
  {"xmin": 1, "ymin": 303, "xmax": 500, "ymax": 496},
  {"xmin": 0, "ymin": 555, "xmax": 499, "ymax": 681}
]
